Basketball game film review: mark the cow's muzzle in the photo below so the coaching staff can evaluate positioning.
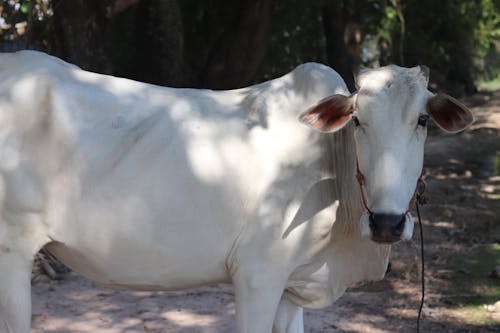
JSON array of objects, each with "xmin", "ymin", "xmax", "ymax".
[{"xmin": 369, "ymin": 213, "xmax": 406, "ymax": 244}]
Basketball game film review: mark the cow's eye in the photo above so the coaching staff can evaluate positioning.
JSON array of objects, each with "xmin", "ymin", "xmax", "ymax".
[
  {"xmin": 418, "ymin": 115, "xmax": 429, "ymax": 127},
  {"xmin": 352, "ymin": 116, "xmax": 360, "ymax": 127}
]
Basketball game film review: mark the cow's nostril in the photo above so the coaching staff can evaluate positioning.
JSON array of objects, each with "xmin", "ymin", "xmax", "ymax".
[
  {"xmin": 368, "ymin": 213, "xmax": 406, "ymax": 243},
  {"xmin": 393, "ymin": 215, "xmax": 405, "ymax": 237},
  {"xmin": 369, "ymin": 213, "xmax": 376, "ymax": 231}
]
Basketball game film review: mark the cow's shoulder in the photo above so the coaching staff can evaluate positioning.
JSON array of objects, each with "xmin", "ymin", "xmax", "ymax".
[
  {"xmin": 292, "ymin": 62, "xmax": 340, "ymax": 81},
  {"xmin": 239, "ymin": 63, "xmax": 348, "ymax": 126},
  {"xmin": 290, "ymin": 62, "xmax": 350, "ymax": 98}
]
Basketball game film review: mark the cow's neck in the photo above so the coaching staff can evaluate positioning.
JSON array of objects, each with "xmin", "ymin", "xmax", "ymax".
[
  {"xmin": 282, "ymin": 124, "xmax": 390, "ymax": 308},
  {"xmin": 321, "ymin": 122, "xmax": 363, "ymax": 239},
  {"xmin": 318, "ymin": 123, "xmax": 391, "ymax": 300}
]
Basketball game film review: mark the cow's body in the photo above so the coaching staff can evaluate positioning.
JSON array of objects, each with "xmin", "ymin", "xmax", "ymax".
[
  {"xmin": 1, "ymin": 51, "xmax": 473, "ymax": 333},
  {"xmin": 0, "ymin": 51, "xmax": 388, "ymax": 332}
]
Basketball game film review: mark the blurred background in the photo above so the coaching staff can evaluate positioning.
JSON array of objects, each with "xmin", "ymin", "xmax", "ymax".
[
  {"xmin": 1, "ymin": 0, "xmax": 499, "ymax": 94},
  {"xmin": 1, "ymin": 1, "xmax": 499, "ymax": 332}
]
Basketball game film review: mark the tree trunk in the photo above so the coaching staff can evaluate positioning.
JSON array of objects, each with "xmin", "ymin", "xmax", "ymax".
[
  {"xmin": 133, "ymin": 0, "xmax": 189, "ymax": 87},
  {"xmin": 45, "ymin": 0, "xmax": 274, "ymax": 89},
  {"xmin": 48, "ymin": 0, "xmax": 113, "ymax": 74},
  {"xmin": 322, "ymin": 1, "xmax": 361, "ymax": 92},
  {"xmin": 390, "ymin": 0, "xmax": 405, "ymax": 66},
  {"xmin": 195, "ymin": 0, "xmax": 273, "ymax": 89}
]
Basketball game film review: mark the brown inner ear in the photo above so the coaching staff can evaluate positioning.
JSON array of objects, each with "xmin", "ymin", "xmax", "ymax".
[
  {"xmin": 299, "ymin": 94, "xmax": 354, "ymax": 132},
  {"xmin": 324, "ymin": 112, "xmax": 352, "ymax": 129},
  {"xmin": 427, "ymin": 93, "xmax": 473, "ymax": 132}
]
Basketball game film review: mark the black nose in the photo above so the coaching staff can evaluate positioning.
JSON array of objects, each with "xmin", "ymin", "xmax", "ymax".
[{"xmin": 369, "ymin": 213, "xmax": 406, "ymax": 244}]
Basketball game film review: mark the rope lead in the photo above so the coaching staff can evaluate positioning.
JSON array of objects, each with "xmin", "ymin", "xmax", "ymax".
[{"xmin": 416, "ymin": 191, "xmax": 426, "ymax": 333}]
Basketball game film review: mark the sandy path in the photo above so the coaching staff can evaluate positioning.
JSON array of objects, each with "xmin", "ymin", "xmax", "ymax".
[{"xmin": 31, "ymin": 272, "xmax": 425, "ymax": 333}]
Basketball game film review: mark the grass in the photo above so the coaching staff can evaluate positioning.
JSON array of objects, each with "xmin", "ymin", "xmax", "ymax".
[
  {"xmin": 461, "ymin": 304, "xmax": 498, "ymax": 325},
  {"xmin": 493, "ymin": 155, "xmax": 500, "ymax": 177},
  {"xmin": 478, "ymin": 76, "xmax": 500, "ymax": 91},
  {"xmin": 447, "ymin": 244, "xmax": 500, "ymax": 324}
]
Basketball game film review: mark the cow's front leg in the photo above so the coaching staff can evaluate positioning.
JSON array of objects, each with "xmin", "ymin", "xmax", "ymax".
[
  {"xmin": 273, "ymin": 296, "xmax": 304, "ymax": 333},
  {"xmin": 0, "ymin": 252, "xmax": 32, "ymax": 333},
  {"xmin": 233, "ymin": 266, "xmax": 287, "ymax": 333}
]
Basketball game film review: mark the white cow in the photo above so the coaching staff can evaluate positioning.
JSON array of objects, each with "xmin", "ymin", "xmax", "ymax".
[{"xmin": 0, "ymin": 51, "xmax": 472, "ymax": 333}]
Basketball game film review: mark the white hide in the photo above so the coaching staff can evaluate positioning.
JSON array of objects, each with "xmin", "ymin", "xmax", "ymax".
[
  {"xmin": 355, "ymin": 65, "xmax": 430, "ymax": 240},
  {"xmin": 0, "ymin": 51, "xmax": 393, "ymax": 333}
]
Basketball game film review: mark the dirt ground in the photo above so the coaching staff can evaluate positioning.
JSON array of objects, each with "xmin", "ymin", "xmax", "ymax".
[{"xmin": 30, "ymin": 91, "xmax": 500, "ymax": 333}]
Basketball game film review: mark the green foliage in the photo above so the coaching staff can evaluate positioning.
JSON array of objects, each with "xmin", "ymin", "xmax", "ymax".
[
  {"xmin": 493, "ymin": 155, "xmax": 500, "ymax": 176},
  {"xmin": 447, "ymin": 244, "xmax": 500, "ymax": 324},
  {"xmin": 0, "ymin": 0, "xmax": 51, "ymax": 48},
  {"xmin": 479, "ymin": 75, "xmax": 500, "ymax": 91},
  {"xmin": 257, "ymin": 0, "xmax": 327, "ymax": 81},
  {"xmin": 0, "ymin": 0, "xmax": 498, "ymax": 93},
  {"xmin": 0, "ymin": 0, "xmax": 30, "ymax": 42},
  {"xmin": 258, "ymin": 0, "xmax": 500, "ymax": 93},
  {"xmin": 364, "ymin": 0, "xmax": 500, "ymax": 94}
]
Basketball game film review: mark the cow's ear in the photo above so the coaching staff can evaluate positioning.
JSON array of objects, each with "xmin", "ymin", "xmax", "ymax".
[
  {"xmin": 299, "ymin": 94, "xmax": 355, "ymax": 132},
  {"xmin": 426, "ymin": 93, "xmax": 474, "ymax": 133}
]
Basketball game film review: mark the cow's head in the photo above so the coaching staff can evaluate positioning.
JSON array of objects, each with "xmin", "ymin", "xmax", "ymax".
[{"xmin": 299, "ymin": 65, "xmax": 473, "ymax": 244}]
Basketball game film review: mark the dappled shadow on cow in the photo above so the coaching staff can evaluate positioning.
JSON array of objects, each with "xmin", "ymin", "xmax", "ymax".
[{"xmin": 0, "ymin": 51, "xmax": 475, "ymax": 333}]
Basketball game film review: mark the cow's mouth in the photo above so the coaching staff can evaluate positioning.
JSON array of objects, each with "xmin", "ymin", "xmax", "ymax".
[{"xmin": 370, "ymin": 234, "xmax": 401, "ymax": 244}]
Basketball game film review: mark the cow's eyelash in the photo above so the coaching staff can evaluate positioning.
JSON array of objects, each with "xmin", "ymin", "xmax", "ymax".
[
  {"xmin": 352, "ymin": 116, "xmax": 360, "ymax": 127},
  {"xmin": 418, "ymin": 114, "xmax": 429, "ymax": 127}
]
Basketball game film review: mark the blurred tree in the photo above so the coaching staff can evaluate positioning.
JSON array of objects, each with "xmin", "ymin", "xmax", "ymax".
[
  {"xmin": 0, "ymin": 0, "xmax": 47, "ymax": 51},
  {"xmin": 181, "ymin": 0, "xmax": 273, "ymax": 89},
  {"xmin": 1, "ymin": 0, "xmax": 498, "ymax": 94},
  {"xmin": 0, "ymin": 0, "xmax": 30, "ymax": 43},
  {"xmin": 40, "ymin": 0, "xmax": 273, "ymax": 88},
  {"xmin": 363, "ymin": 0, "xmax": 500, "ymax": 94},
  {"xmin": 48, "ymin": 0, "xmax": 113, "ymax": 74},
  {"xmin": 322, "ymin": 0, "xmax": 363, "ymax": 91},
  {"xmin": 133, "ymin": 0, "xmax": 186, "ymax": 86},
  {"xmin": 257, "ymin": 0, "xmax": 326, "ymax": 81}
]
